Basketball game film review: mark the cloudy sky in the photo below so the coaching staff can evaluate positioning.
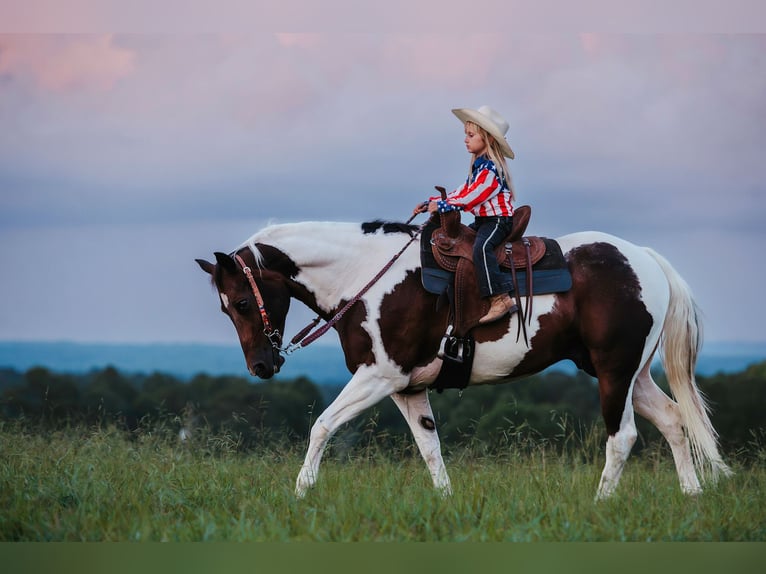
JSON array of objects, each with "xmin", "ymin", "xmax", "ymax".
[{"xmin": 0, "ymin": 32, "xmax": 764, "ymax": 346}]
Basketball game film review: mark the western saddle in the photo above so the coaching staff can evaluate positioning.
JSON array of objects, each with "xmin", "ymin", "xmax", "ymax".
[{"xmin": 427, "ymin": 196, "xmax": 545, "ymax": 343}]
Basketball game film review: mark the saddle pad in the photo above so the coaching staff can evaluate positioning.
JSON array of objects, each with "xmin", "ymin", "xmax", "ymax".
[
  {"xmin": 422, "ymin": 266, "xmax": 572, "ymax": 297},
  {"xmin": 508, "ymin": 268, "xmax": 572, "ymax": 296},
  {"xmin": 422, "ymin": 237, "xmax": 571, "ymax": 296},
  {"xmin": 422, "ymin": 267, "xmax": 453, "ymax": 295}
]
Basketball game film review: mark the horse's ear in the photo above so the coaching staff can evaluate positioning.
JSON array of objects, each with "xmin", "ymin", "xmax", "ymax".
[
  {"xmin": 213, "ymin": 252, "xmax": 239, "ymax": 274},
  {"xmin": 196, "ymin": 258, "xmax": 215, "ymax": 275}
]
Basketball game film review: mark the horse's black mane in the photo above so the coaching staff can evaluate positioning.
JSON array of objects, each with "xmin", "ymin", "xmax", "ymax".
[{"xmin": 361, "ymin": 220, "xmax": 419, "ymax": 237}]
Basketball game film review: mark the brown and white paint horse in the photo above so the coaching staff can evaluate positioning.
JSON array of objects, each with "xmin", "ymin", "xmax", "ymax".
[{"xmin": 196, "ymin": 220, "xmax": 730, "ymax": 498}]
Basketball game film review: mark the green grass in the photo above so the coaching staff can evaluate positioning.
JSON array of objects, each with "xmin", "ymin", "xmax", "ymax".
[{"xmin": 1, "ymin": 422, "xmax": 764, "ymax": 541}]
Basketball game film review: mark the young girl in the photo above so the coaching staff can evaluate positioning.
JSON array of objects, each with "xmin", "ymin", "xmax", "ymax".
[{"xmin": 415, "ymin": 105, "xmax": 518, "ymax": 324}]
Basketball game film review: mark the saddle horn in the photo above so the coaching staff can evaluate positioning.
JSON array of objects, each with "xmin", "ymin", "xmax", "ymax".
[{"xmin": 434, "ymin": 186, "xmax": 462, "ymax": 239}]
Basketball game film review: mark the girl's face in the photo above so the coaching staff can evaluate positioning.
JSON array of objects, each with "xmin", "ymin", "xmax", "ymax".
[{"xmin": 464, "ymin": 123, "xmax": 488, "ymax": 156}]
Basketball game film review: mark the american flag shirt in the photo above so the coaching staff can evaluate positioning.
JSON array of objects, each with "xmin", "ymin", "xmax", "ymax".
[{"xmin": 430, "ymin": 155, "xmax": 514, "ymax": 217}]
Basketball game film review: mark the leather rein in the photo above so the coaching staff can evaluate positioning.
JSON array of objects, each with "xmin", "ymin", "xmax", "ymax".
[{"xmin": 233, "ymin": 221, "xmax": 426, "ymax": 357}]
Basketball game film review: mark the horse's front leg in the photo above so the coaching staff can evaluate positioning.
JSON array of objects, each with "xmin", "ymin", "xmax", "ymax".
[
  {"xmin": 390, "ymin": 390, "xmax": 452, "ymax": 496},
  {"xmin": 295, "ymin": 365, "xmax": 407, "ymax": 497}
]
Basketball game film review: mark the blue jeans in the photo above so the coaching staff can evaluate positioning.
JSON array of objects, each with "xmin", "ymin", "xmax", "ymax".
[{"xmin": 469, "ymin": 216, "xmax": 514, "ymax": 297}]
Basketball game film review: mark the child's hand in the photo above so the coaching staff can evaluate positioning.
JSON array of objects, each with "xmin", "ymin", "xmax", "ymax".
[{"xmin": 413, "ymin": 202, "xmax": 428, "ymax": 215}]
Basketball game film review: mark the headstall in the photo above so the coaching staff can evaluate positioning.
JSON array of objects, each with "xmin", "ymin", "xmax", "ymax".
[
  {"xmin": 232, "ymin": 220, "xmax": 426, "ymax": 356},
  {"xmin": 233, "ymin": 254, "xmax": 283, "ymax": 351}
]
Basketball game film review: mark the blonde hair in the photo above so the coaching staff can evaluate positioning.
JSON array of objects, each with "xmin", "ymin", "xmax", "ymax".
[{"xmin": 465, "ymin": 121, "xmax": 515, "ymax": 202}]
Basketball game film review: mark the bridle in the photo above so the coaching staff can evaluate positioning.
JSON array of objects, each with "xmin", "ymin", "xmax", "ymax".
[
  {"xmin": 232, "ymin": 218, "xmax": 426, "ymax": 358},
  {"xmin": 233, "ymin": 254, "xmax": 284, "ymax": 352}
]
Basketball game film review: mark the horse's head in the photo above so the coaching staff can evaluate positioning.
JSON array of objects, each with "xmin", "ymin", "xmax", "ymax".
[{"xmin": 196, "ymin": 251, "xmax": 289, "ymax": 379}]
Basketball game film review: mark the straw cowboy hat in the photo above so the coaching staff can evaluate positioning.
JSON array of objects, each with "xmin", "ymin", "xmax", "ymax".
[{"xmin": 452, "ymin": 105, "xmax": 515, "ymax": 159}]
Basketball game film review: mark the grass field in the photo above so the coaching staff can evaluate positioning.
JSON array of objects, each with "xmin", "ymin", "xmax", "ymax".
[{"xmin": 1, "ymin": 421, "xmax": 765, "ymax": 542}]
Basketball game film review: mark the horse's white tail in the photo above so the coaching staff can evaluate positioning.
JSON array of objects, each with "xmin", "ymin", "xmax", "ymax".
[{"xmin": 645, "ymin": 248, "xmax": 732, "ymax": 483}]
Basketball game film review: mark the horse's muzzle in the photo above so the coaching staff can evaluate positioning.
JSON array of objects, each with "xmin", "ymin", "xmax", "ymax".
[{"xmin": 249, "ymin": 350, "xmax": 285, "ymax": 379}]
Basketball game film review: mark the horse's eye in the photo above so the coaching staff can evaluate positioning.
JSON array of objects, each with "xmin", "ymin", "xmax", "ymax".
[{"xmin": 235, "ymin": 299, "xmax": 251, "ymax": 312}]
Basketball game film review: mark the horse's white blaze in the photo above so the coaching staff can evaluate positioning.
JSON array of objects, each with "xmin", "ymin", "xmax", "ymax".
[{"xmin": 219, "ymin": 293, "xmax": 230, "ymax": 309}]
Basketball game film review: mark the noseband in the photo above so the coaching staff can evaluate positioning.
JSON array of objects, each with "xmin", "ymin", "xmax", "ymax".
[{"xmin": 233, "ymin": 254, "xmax": 283, "ymax": 352}]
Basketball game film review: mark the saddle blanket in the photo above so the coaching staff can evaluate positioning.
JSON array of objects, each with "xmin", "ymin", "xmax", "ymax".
[{"xmin": 421, "ymin": 237, "xmax": 572, "ymax": 297}]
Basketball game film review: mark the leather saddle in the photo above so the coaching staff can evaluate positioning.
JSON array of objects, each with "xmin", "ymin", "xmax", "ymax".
[
  {"xmin": 430, "ymin": 205, "xmax": 546, "ymax": 272},
  {"xmin": 423, "ymin": 204, "xmax": 571, "ymax": 341}
]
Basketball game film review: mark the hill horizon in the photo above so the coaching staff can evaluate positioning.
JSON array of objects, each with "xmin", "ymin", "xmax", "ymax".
[{"xmin": 1, "ymin": 339, "xmax": 765, "ymax": 385}]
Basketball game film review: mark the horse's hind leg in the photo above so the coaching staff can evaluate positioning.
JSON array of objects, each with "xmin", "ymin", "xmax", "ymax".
[
  {"xmin": 633, "ymin": 361, "xmax": 702, "ymax": 495},
  {"xmin": 390, "ymin": 391, "xmax": 452, "ymax": 496},
  {"xmin": 594, "ymin": 367, "xmax": 638, "ymax": 500}
]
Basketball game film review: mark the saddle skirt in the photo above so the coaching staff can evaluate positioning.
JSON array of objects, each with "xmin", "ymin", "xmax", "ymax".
[{"xmin": 421, "ymin": 206, "xmax": 572, "ymax": 338}]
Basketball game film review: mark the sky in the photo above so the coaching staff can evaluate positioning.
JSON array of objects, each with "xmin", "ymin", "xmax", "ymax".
[{"xmin": 0, "ymin": 31, "xmax": 764, "ymax": 345}]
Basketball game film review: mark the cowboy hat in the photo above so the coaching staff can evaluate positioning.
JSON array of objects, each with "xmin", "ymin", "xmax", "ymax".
[{"xmin": 452, "ymin": 105, "xmax": 515, "ymax": 159}]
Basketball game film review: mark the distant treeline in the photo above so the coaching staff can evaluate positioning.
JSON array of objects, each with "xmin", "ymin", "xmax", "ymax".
[{"xmin": 1, "ymin": 362, "xmax": 764, "ymax": 456}]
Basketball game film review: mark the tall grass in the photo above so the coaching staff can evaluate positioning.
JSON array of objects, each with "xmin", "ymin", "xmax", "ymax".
[{"xmin": 1, "ymin": 418, "xmax": 764, "ymax": 541}]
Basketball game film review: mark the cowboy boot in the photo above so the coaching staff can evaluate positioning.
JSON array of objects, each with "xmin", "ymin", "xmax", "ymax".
[{"xmin": 478, "ymin": 293, "xmax": 518, "ymax": 324}]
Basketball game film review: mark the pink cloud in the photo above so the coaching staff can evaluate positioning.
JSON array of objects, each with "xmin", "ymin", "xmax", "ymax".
[
  {"xmin": 380, "ymin": 36, "xmax": 494, "ymax": 87},
  {"xmin": 0, "ymin": 34, "xmax": 135, "ymax": 92},
  {"xmin": 579, "ymin": 33, "xmax": 601, "ymax": 55}
]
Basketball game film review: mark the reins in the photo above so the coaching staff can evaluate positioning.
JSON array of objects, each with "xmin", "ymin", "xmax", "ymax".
[
  {"xmin": 284, "ymin": 218, "xmax": 426, "ymax": 353},
  {"xmin": 234, "ymin": 214, "xmax": 427, "ymax": 356}
]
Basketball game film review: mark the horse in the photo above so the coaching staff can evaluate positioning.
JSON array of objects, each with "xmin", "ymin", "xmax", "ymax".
[{"xmin": 196, "ymin": 218, "xmax": 731, "ymax": 499}]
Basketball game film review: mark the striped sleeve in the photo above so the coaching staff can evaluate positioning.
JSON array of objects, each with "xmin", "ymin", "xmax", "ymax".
[{"xmin": 444, "ymin": 168, "xmax": 501, "ymax": 212}]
